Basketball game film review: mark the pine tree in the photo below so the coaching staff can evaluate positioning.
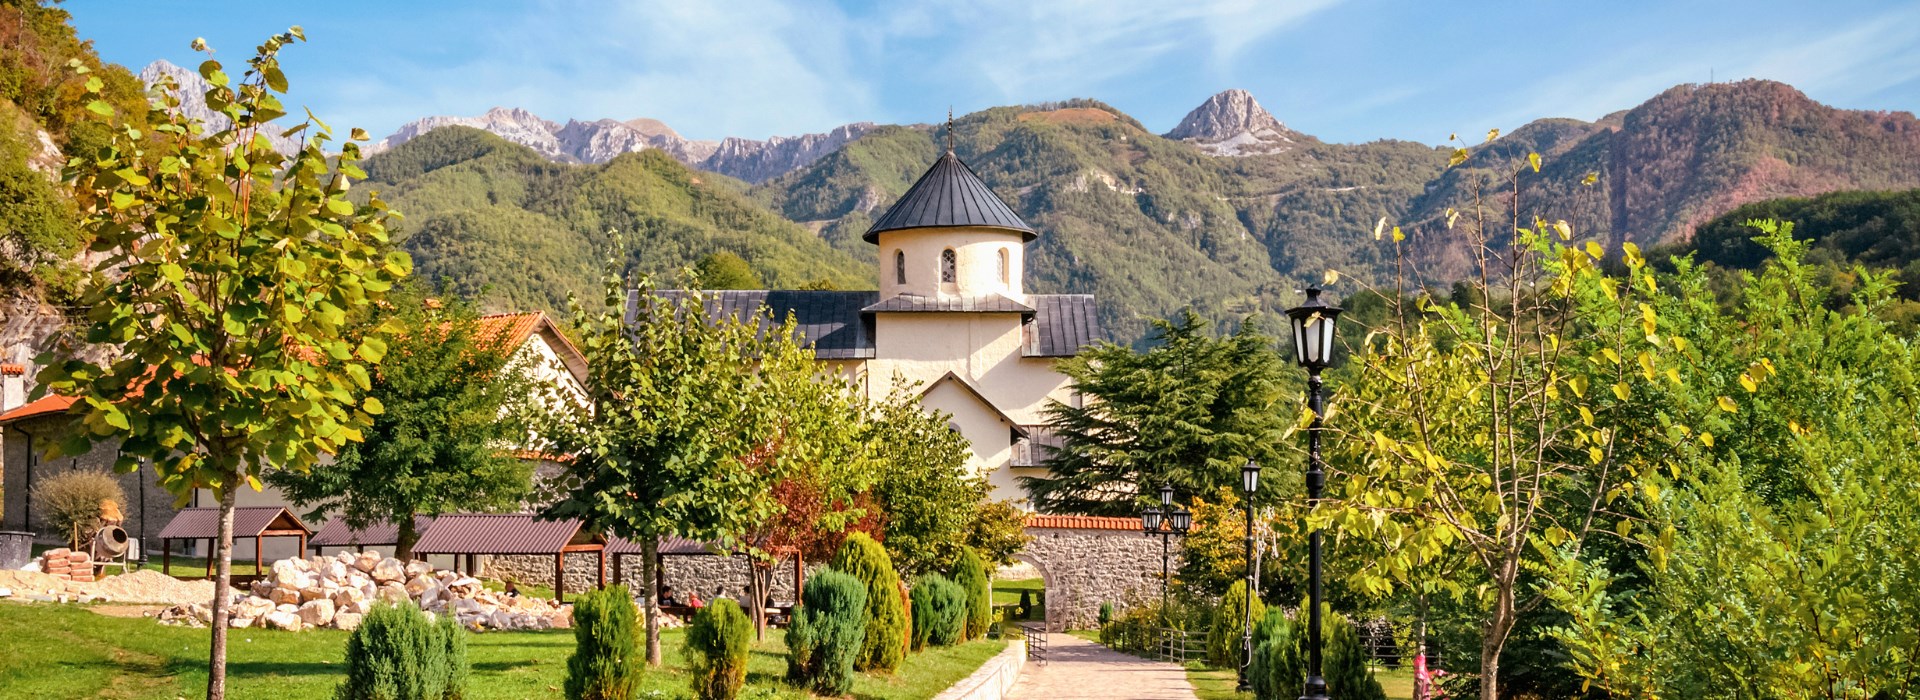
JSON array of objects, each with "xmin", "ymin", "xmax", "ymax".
[
  {"xmin": 831, "ymin": 532, "xmax": 909, "ymax": 672},
  {"xmin": 950, "ymin": 547, "xmax": 993, "ymax": 640}
]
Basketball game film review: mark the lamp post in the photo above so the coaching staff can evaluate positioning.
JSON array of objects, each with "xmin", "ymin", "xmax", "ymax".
[
  {"xmin": 1236, "ymin": 458, "xmax": 1261, "ymax": 692},
  {"xmin": 1287, "ymin": 287, "xmax": 1342, "ymax": 700},
  {"xmin": 1141, "ymin": 483, "xmax": 1191, "ymax": 627}
]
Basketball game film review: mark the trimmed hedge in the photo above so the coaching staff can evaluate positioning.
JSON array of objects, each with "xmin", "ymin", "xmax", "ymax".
[
  {"xmin": 1206, "ymin": 580, "xmax": 1266, "ymax": 669},
  {"xmin": 831, "ymin": 532, "xmax": 908, "ymax": 672},
  {"xmin": 685, "ymin": 598, "xmax": 752, "ymax": 700},
  {"xmin": 910, "ymin": 574, "xmax": 967, "ymax": 649},
  {"xmin": 566, "ymin": 584, "xmax": 638, "ymax": 700},
  {"xmin": 334, "ymin": 602, "xmax": 469, "ymax": 700},
  {"xmin": 950, "ymin": 547, "xmax": 992, "ymax": 640},
  {"xmin": 787, "ymin": 570, "xmax": 868, "ymax": 696}
]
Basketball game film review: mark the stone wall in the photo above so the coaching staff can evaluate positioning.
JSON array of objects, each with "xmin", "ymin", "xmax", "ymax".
[
  {"xmin": 483, "ymin": 551, "xmax": 815, "ymax": 603},
  {"xmin": 1020, "ymin": 526, "xmax": 1177, "ymax": 631},
  {"xmin": 2, "ymin": 416, "xmax": 180, "ymax": 557}
]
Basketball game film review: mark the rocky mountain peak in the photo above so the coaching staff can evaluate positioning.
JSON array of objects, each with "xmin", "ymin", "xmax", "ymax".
[
  {"xmin": 1164, "ymin": 89, "xmax": 1305, "ymax": 157},
  {"xmin": 137, "ymin": 60, "xmax": 304, "ymax": 154}
]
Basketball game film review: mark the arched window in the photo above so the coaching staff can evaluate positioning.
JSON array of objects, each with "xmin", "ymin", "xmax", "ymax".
[
  {"xmin": 895, "ymin": 250, "xmax": 907, "ymax": 284},
  {"xmin": 941, "ymin": 249, "xmax": 957, "ymax": 283},
  {"xmin": 998, "ymin": 248, "xmax": 1011, "ymax": 284}
]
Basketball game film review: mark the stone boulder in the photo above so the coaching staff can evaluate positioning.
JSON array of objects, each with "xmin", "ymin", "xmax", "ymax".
[
  {"xmin": 370, "ymin": 558, "xmax": 406, "ymax": 584},
  {"xmin": 297, "ymin": 599, "xmax": 335, "ymax": 628},
  {"xmin": 264, "ymin": 610, "xmax": 303, "ymax": 632},
  {"xmin": 333, "ymin": 612, "xmax": 364, "ymax": 631}
]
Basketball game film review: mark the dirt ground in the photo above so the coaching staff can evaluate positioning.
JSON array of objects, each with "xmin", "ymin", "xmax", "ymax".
[{"xmin": 0, "ymin": 568, "xmax": 232, "ymax": 605}]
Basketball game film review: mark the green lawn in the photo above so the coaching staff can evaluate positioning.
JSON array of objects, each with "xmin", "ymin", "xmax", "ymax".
[
  {"xmin": 1185, "ymin": 664, "xmax": 1416, "ymax": 700},
  {"xmin": 991, "ymin": 578, "xmax": 1044, "ymax": 622},
  {"xmin": 0, "ymin": 601, "xmax": 1004, "ymax": 700}
]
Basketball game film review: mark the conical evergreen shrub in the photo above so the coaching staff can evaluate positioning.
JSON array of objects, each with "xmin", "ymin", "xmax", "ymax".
[
  {"xmin": 787, "ymin": 570, "xmax": 867, "ymax": 696},
  {"xmin": 685, "ymin": 598, "xmax": 752, "ymax": 700},
  {"xmin": 831, "ymin": 532, "xmax": 909, "ymax": 672},
  {"xmin": 1323, "ymin": 610, "xmax": 1388, "ymax": 700},
  {"xmin": 1206, "ymin": 580, "xmax": 1267, "ymax": 669},
  {"xmin": 565, "ymin": 584, "xmax": 638, "ymax": 700},
  {"xmin": 910, "ymin": 574, "xmax": 967, "ymax": 649},
  {"xmin": 951, "ymin": 547, "xmax": 993, "ymax": 639},
  {"xmin": 1249, "ymin": 608, "xmax": 1302, "ymax": 700},
  {"xmin": 335, "ymin": 602, "xmax": 469, "ymax": 700}
]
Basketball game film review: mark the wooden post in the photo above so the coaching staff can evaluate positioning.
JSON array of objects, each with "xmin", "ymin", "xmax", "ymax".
[
  {"xmin": 254, "ymin": 537, "xmax": 263, "ymax": 577},
  {"xmin": 794, "ymin": 554, "xmax": 805, "ymax": 601},
  {"xmin": 598, "ymin": 550, "xmax": 607, "ymax": 589},
  {"xmin": 162, "ymin": 539, "xmax": 171, "ymax": 576},
  {"xmin": 555, "ymin": 552, "xmax": 565, "ymax": 603}
]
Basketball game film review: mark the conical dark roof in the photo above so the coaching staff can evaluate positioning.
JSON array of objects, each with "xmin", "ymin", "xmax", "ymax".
[{"xmin": 863, "ymin": 151, "xmax": 1035, "ymax": 243}]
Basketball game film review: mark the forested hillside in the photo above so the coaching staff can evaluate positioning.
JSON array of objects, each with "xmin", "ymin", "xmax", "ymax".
[
  {"xmin": 361, "ymin": 126, "xmax": 869, "ymax": 315},
  {"xmin": 752, "ymin": 101, "xmax": 1448, "ymax": 338}
]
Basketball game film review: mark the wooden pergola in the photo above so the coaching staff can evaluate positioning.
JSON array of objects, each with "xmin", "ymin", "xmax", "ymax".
[
  {"xmin": 409, "ymin": 514, "xmax": 608, "ymax": 602},
  {"xmin": 307, "ymin": 516, "xmax": 437, "ymax": 557},
  {"xmin": 155, "ymin": 507, "xmax": 312, "ymax": 581}
]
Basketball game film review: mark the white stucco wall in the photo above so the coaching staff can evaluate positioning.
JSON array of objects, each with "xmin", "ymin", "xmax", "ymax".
[{"xmin": 876, "ymin": 227, "xmax": 1026, "ymax": 299}]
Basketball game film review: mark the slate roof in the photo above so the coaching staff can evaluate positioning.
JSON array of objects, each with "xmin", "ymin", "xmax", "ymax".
[
  {"xmin": 863, "ymin": 151, "xmax": 1035, "ymax": 243},
  {"xmin": 642, "ymin": 291, "xmax": 1098, "ymax": 359}
]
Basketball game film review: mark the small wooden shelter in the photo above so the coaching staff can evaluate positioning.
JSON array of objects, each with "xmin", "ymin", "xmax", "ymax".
[
  {"xmin": 156, "ymin": 506, "xmax": 312, "ymax": 581},
  {"xmin": 409, "ymin": 514, "xmax": 608, "ymax": 602},
  {"xmin": 307, "ymin": 516, "xmax": 437, "ymax": 556}
]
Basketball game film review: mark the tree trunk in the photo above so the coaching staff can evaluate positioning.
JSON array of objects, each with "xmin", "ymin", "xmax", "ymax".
[
  {"xmin": 747, "ymin": 560, "xmax": 772, "ymax": 640},
  {"xmin": 642, "ymin": 537, "xmax": 662, "ymax": 666},
  {"xmin": 206, "ymin": 484, "xmax": 238, "ymax": 700},
  {"xmin": 395, "ymin": 516, "xmax": 418, "ymax": 562},
  {"xmin": 1478, "ymin": 565, "xmax": 1519, "ymax": 700}
]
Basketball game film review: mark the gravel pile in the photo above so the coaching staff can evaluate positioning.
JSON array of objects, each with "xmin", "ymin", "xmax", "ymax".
[{"xmin": 0, "ymin": 567, "xmax": 232, "ymax": 606}]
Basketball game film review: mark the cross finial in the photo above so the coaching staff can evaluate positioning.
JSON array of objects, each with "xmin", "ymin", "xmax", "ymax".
[{"xmin": 946, "ymin": 106, "xmax": 955, "ymax": 154}]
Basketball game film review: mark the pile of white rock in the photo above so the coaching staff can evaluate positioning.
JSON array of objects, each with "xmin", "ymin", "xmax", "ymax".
[{"xmin": 157, "ymin": 550, "xmax": 572, "ymax": 633}]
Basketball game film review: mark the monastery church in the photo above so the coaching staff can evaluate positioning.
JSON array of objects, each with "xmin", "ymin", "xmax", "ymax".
[{"xmin": 658, "ymin": 144, "xmax": 1098, "ymax": 502}]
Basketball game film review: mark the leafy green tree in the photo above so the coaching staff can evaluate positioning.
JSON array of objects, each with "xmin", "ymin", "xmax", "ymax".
[
  {"xmin": 566, "ymin": 584, "xmax": 638, "ymax": 700},
  {"xmin": 864, "ymin": 386, "xmax": 989, "ymax": 576},
  {"xmin": 832, "ymin": 532, "xmax": 909, "ymax": 672},
  {"xmin": 1545, "ymin": 222, "xmax": 1920, "ymax": 698},
  {"xmin": 527, "ymin": 268, "xmax": 815, "ymax": 665},
  {"xmin": 38, "ymin": 32, "xmax": 405, "ymax": 699},
  {"xmin": 1024, "ymin": 310, "xmax": 1293, "ymax": 515},
  {"xmin": 692, "ymin": 251, "xmax": 763, "ymax": 289},
  {"xmin": 963, "ymin": 500, "xmax": 1032, "ymax": 569},
  {"xmin": 268, "ymin": 285, "xmax": 532, "ymax": 559},
  {"xmin": 950, "ymin": 547, "xmax": 993, "ymax": 640},
  {"xmin": 1324, "ymin": 152, "xmax": 1685, "ymax": 700}
]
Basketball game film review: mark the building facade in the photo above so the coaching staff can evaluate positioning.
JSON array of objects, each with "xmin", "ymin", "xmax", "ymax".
[{"xmin": 650, "ymin": 149, "xmax": 1097, "ymax": 502}]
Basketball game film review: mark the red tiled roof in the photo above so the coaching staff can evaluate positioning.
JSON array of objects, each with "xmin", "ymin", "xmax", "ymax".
[
  {"xmin": 476, "ymin": 312, "xmax": 544, "ymax": 350},
  {"xmin": 1025, "ymin": 514, "xmax": 1141, "ymax": 531},
  {"xmin": 0, "ymin": 363, "xmax": 24, "ymax": 376},
  {"xmin": 158, "ymin": 507, "xmax": 314, "ymax": 540},
  {"xmin": 0, "ymin": 395, "xmax": 77, "ymax": 425}
]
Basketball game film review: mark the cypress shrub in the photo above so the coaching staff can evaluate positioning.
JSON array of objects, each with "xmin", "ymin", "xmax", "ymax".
[
  {"xmin": 1098, "ymin": 601, "xmax": 1113, "ymax": 625},
  {"xmin": 950, "ymin": 547, "xmax": 992, "ymax": 639},
  {"xmin": 1249, "ymin": 608, "xmax": 1302, "ymax": 700},
  {"xmin": 685, "ymin": 598, "xmax": 752, "ymax": 700},
  {"xmin": 565, "ymin": 584, "xmax": 637, "ymax": 700},
  {"xmin": 335, "ymin": 602, "xmax": 469, "ymax": 700},
  {"xmin": 787, "ymin": 570, "xmax": 867, "ymax": 696},
  {"xmin": 910, "ymin": 574, "xmax": 966, "ymax": 649},
  {"xmin": 1324, "ymin": 610, "xmax": 1388, "ymax": 700},
  {"xmin": 830, "ymin": 532, "xmax": 908, "ymax": 672},
  {"xmin": 1206, "ymin": 580, "xmax": 1267, "ymax": 669}
]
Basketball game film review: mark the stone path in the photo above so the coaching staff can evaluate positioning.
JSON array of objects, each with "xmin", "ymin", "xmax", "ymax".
[{"xmin": 1006, "ymin": 632, "xmax": 1200, "ymax": 700}]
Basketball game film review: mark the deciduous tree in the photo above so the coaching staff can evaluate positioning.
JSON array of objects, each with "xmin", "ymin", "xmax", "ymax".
[{"xmin": 39, "ymin": 31, "xmax": 406, "ymax": 699}]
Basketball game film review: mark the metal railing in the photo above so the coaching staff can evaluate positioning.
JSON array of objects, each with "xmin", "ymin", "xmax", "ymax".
[
  {"xmin": 1156, "ymin": 627, "xmax": 1202, "ymax": 665},
  {"xmin": 1019, "ymin": 623, "xmax": 1049, "ymax": 665}
]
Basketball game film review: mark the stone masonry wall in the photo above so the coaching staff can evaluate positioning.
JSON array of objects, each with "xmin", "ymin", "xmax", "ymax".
[
  {"xmin": 482, "ymin": 551, "xmax": 814, "ymax": 603},
  {"xmin": 482, "ymin": 552, "xmax": 608, "ymax": 595},
  {"xmin": 3, "ymin": 416, "xmax": 179, "ymax": 556},
  {"xmin": 1021, "ymin": 526, "xmax": 1177, "ymax": 631}
]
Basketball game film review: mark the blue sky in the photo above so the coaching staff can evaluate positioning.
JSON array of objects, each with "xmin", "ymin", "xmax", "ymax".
[{"xmin": 66, "ymin": 0, "xmax": 1920, "ymax": 145}]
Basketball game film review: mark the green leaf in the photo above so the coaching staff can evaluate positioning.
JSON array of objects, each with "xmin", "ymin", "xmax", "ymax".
[
  {"xmin": 86, "ymin": 100, "xmax": 114, "ymax": 116},
  {"xmin": 355, "ymin": 337, "xmax": 388, "ymax": 363},
  {"xmin": 362, "ymin": 397, "xmax": 384, "ymax": 415}
]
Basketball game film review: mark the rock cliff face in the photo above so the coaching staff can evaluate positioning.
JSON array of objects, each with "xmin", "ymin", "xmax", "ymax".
[
  {"xmin": 367, "ymin": 108, "xmax": 866, "ymax": 182},
  {"xmin": 699, "ymin": 122, "xmax": 877, "ymax": 183},
  {"xmin": 1164, "ymin": 89, "xmax": 1310, "ymax": 156},
  {"xmin": 137, "ymin": 61, "xmax": 305, "ymax": 154}
]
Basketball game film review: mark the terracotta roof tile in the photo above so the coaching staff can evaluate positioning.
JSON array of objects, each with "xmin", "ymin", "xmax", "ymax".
[
  {"xmin": 0, "ymin": 363, "xmax": 24, "ymax": 376},
  {"xmin": 1024, "ymin": 514, "xmax": 1140, "ymax": 531},
  {"xmin": 0, "ymin": 395, "xmax": 77, "ymax": 425}
]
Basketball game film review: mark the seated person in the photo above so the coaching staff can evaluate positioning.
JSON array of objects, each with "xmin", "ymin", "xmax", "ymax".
[
  {"xmin": 503, "ymin": 581, "xmax": 520, "ymax": 598},
  {"xmin": 659, "ymin": 586, "xmax": 681, "ymax": 607},
  {"xmin": 688, "ymin": 590, "xmax": 705, "ymax": 609}
]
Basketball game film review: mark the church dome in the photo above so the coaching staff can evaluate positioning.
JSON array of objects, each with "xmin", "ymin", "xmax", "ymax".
[{"xmin": 862, "ymin": 151, "xmax": 1035, "ymax": 243}]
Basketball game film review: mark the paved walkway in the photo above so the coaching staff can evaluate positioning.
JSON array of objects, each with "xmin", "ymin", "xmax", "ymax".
[{"xmin": 1006, "ymin": 633, "xmax": 1200, "ymax": 700}]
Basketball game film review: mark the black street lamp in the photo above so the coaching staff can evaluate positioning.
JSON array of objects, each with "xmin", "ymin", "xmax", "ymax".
[
  {"xmin": 1236, "ymin": 458, "xmax": 1261, "ymax": 692},
  {"xmin": 1287, "ymin": 287, "xmax": 1342, "ymax": 700},
  {"xmin": 1142, "ymin": 483, "xmax": 1190, "ymax": 628}
]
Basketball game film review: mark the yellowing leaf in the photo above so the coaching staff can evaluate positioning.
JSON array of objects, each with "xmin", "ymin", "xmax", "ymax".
[
  {"xmin": 1392, "ymin": 226, "xmax": 1405, "ymax": 242},
  {"xmin": 1671, "ymin": 336, "xmax": 1689, "ymax": 353},
  {"xmin": 247, "ymin": 475, "xmax": 264, "ymax": 492},
  {"xmin": 1373, "ymin": 216, "xmax": 1387, "ymax": 241},
  {"xmin": 1739, "ymin": 373, "xmax": 1757, "ymax": 392},
  {"xmin": 1588, "ymin": 446, "xmax": 1604, "ymax": 464},
  {"xmin": 1581, "ymin": 171, "xmax": 1599, "ymax": 186},
  {"xmin": 1323, "ymin": 269, "xmax": 1341, "ymax": 286},
  {"xmin": 1612, "ymin": 382, "xmax": 1631, "ymax": 401},
  {"xmin": 1717, "ymin": 396, "xmax": 1738, "ymax": 413},
  {"xmin": 1553, "ymin": 219, "xmax": 1571, "ymax": 240},
  {"xmin": 1579, "ymin": 406, "xmax": 1595, "ymax": 426},
  {"xmin": 1528, "ymin": 152, "xmax": 1542, "ymax": 173},
  {"xmin": 1602, "ymin": 348, "xmax": 1621, "ymax": 365},
  {"xmin": 1448, "ymin": 148, "xmax": 1469, "ymax": 168},
  {"xmin": 362, "ymin": 397, "xmax": 384, "ymax": 415},
  {"xmin": 1666, "ymin": 367, "xmax": 1681, "ymax": 385},
  {"xmin": 1486, "ymin": 128, "xmax": 1501, "ymax": 142},
  {"xmin": 1569, "ymin": 375, "xmax": 1589, "ymax": 398}
]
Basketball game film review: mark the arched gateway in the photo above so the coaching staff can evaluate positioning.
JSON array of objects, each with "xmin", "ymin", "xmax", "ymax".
[{"xmin": 1021, "ymin": 515, "xmax": 1179, "ymax": 631}]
